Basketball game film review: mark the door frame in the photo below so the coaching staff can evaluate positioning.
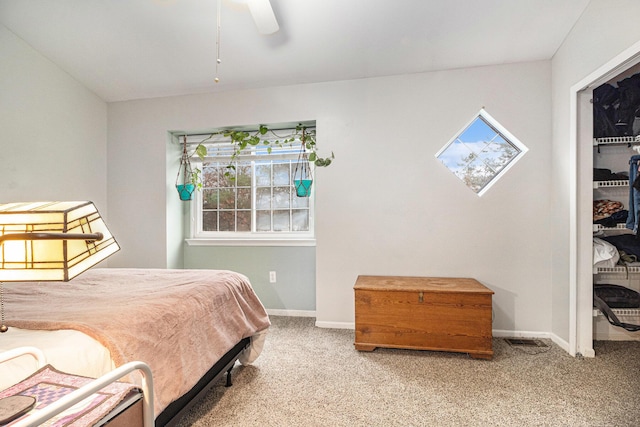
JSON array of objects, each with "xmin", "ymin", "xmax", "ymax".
[{"xmin": 570, "ymin": 40, "xmax": 640, "ymax": 357}]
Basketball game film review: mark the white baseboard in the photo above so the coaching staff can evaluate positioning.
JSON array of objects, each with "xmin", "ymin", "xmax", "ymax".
[
  {"xmin": 265, "ymin": 311, "xmax": 353, "ymax": 328},
  {"xmin": 492, "ymin": 329, "xmax": 551, "ymax": 339},
  {"xmin": 269, "ymin": 315, "xmax": 579, "ymax": 356},
  {"xmin": 266, "ymin": 309, "xmax": 316, "ymax": 317},
  {"xmin": 549, "ymin": 333, "xmax": 572, "ymax": 355},
  {"xmin": 315, "ymin": 321, "xmax": 354, "ymax": 329}
]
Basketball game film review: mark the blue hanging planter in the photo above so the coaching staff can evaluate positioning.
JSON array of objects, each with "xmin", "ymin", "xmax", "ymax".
[
  {"xmin": 294, "ymin": 179, "xmax": 313, "ymax": 197},
  {"xmin": 175, "ymin": 135, "xmax": 200, "ymax": 201},
  {"xmin": 176, "ymin": 184, "xmax": 195, "ymax": 201},
  {"xmin": 293, "ymin": 129, "xmax": 313, "ymax": 198}
]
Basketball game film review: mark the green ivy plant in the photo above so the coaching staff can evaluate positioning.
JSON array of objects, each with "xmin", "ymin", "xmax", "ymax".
[
  {"xmin": 189, "ymin": 166, "xmax": 202, "ymax": 190},
  {"xmin": 192, "ymin": 124, "xmax": 334, "ymax": 179}
]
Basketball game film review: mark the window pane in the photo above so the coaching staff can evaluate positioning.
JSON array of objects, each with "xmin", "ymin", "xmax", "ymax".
[
  {"xmin": 477, "ymin": 135, "xmax": 517, "ymax": 172},
  {"xmin": 273, "ymin": 186, "xmax": 290, "ymax": 209},
  {"xmin": 202, "ymin": 211, "xmax": 218, "ymax": 231},
  {"xmin": 237, "ymin": 187, "xmax": 251, "ymax": 209},
  {"xmin": 456, "ymin": 157, "xmax": 494, "ymax": 193},
  {"xmin": 292, "ymin": 210, "xmax": 309, "ymax": 231},
  {"xmin": 237, "ymin": 210, "xmax": 251, "ymax": 231},
  {"xmin": 202, "ymin": 164, "xmax": 220, "ymax": 187},
  {"xmin": 219, "ymin": 211, "xmax": 235, "ymax": 231},
  {"xmin": 236, "ymin": 163, "xmax": 252, "ymax": 186},
  {"xmin": 256, "ymin": 187, "xmax": 271, "ymax": 210},
  {"xmin": 292, "ymin": 194, "xmax": 309, "ymax": 208},
  {"xmin": 273, "ymin": 163, "xmax": 291, "ymax": 185},
  {"xmin": 437, "ymin": 139, "xmax": 473, "ymax": 171},
  {"xmin": 203, "ymin": 189, "xmax": 218, "ymax": 209},
  {"xmin": 203, "ymin": 163, "xmax": 232, "ymax": 187},
  {"xmin": 256, "ymin": 164, "xmax": 271, "ymax": 186},
  {"xmin": 219, "ymin": 189, "xmax": 236, "ymax": 209},
  {"xmin": 457, "ymin": 118, "xmax": 497, "ymax": 144},
  {"xmin": 256, "ymin": 211, "xmax": 271, "ymax": 231},
  {"xmin": 273, "ymin": 210, "xmax": 290, "ymax": 231}
]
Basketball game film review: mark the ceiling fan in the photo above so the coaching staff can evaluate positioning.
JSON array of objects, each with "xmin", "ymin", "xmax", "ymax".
[
  {"xmin": 214, "ymin": 0, "xmax": 278, "ymax": 82},
  {"xmin": 234, "ymin": 0, "xmax": 279, "ymax": 35}
]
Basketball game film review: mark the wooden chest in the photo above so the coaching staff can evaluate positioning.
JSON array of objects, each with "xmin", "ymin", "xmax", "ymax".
[{"xmin": 354, "ymin": 276, "xmax": 494, "ymax": 359}]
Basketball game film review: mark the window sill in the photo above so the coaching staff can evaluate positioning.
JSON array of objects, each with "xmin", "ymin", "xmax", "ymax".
[{"xmin": 186, "ymin": 237, "xmax": 316, "ymax": 247}]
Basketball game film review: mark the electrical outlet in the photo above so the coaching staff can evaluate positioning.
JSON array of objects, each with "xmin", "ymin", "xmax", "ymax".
[{"xmin": 269, "ymin": 271, "xmax": 277, "ymax": 283}]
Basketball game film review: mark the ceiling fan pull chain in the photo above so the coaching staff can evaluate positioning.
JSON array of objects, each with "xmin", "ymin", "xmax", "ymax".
[{"xmin": 215, "ymin": 0, "xmax": 221, "ymax": 83}]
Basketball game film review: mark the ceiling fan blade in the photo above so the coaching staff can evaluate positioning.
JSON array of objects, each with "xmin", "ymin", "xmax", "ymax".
[{"xmin": 247, "ymin": 0, "xmax": 279, "ymax": 35}]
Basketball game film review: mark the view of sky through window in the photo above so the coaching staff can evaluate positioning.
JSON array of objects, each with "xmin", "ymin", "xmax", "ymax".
[{"xmin": 436, "ymin": 110, "xmax": 527, "ymax": 196}]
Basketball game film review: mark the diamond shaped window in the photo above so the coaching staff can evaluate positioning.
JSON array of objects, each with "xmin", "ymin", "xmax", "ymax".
[{"xmin": 435, "ymin": 109, "xmax": 528, "ymax": 196}]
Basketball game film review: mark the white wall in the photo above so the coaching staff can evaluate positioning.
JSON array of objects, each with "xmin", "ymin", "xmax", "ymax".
[
  {"xmin": 551, "ymin": 0, "xmax": 640, "ymax": 348},
  {"xmin": 0, "ymin": 24, "xmax": 108, "ymax": 209},
  {"xmin": 314, "ymin": 64, "xmax": 552, "ymax": 329},
  {"xmin": 9, "ymin": 0, "xmax": 640, "ymax": 345},
  {"xmin": 108, "ymin": 60, "xmax": 553, "ymax": 333}
]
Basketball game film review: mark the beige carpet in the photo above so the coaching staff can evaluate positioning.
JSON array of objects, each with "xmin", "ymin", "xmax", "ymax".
[{"xmin": 175, "ymin": 316, "xmax": 640, "ymax": 426}]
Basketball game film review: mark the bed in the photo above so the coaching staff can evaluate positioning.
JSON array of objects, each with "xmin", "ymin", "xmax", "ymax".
[{"xmin": 0, "ymin": 268, "xmax": 271, "ymax": 426}]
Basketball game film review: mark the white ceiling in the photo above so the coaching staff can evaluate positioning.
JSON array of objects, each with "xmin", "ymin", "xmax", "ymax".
[{"xmin": 0, "ymin": 0, "xmax": 591, "ymax": 102}]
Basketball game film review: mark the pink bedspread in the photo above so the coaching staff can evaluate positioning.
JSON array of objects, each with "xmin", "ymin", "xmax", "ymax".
[{"xmin": 3, "ymin": 268, "xmax": 271, "ymax": 415}]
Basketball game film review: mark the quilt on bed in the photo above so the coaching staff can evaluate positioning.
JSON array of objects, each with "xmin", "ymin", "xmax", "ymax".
[{"xmin": 3, "ymin": 268, "xmax": 271, "ymax": 415}]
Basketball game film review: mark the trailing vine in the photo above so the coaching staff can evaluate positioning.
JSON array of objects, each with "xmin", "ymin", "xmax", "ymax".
[{"xmin": 192, "ymin": 123, "xmax": 334, "ymax": 180}]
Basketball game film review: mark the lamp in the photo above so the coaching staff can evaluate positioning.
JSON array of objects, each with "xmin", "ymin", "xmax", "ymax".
[
  {"xmin": 0, "ymin": 201, "xmax": 120, "ymax": 332},
  {"xmin": 0, "ymin": 201, "xmax": 119, "ymax": 422}
]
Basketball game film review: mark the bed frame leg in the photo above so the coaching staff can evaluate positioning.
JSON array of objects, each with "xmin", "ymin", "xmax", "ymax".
[{"xmin": 225, "ymin": 366, "xmax": 233, "ymax": 387}]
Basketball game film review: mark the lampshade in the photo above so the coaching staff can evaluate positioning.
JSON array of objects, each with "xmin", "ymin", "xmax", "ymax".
[{"xmin": 0, "ymin": 201, "xmax": 119, "ymax": 282}]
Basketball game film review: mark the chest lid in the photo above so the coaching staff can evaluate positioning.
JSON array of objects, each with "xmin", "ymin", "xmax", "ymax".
[{"xmin": 354, "ymin": 275, "xmax": 494, "ymax": 295}]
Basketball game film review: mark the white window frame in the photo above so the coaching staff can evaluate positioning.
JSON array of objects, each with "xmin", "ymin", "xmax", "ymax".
[
  {"xmin": 435, "ymin": 108, "xmax": 528, "ymax": 196},
  {"xmin": 185, "ymin": 129, "xmax": 316, "ymax": 247}
]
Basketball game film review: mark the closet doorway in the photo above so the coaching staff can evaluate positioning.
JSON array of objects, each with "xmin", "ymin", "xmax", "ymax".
[{"xmin": 572, "ymin": 40, "xmax": 640, "ymax": 357}]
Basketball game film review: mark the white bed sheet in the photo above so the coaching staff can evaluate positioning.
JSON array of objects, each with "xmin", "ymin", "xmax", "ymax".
[
  {"xmin": 0, "ymin": 327, "xmax": 268, "ymax": 393},
  {"xmin": 0, "ymin": 327, "xmax": 114, "ymax": 390}
]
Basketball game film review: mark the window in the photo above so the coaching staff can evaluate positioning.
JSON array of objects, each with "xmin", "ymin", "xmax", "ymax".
[
  {"xmin": 435, "ymin": 109, "xmax": 528, "ymax": 196},
  {"xmin": 187, "ymin": 128, "xmax": 315, "ymax": 245}
]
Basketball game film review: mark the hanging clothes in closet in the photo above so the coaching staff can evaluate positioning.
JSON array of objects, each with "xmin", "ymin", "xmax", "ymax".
[{"xmin": 627, "ymin": 154, "xmax": 640, "ymax": 233}]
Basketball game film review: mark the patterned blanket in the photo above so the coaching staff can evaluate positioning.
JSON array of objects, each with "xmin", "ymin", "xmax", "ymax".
[
  {"xmin": 4, "ymin": 268, "xmax": 271, "ymax": 415},
  {"xmin": 0, "ymin": 364, "xmax": 136, "ymax": 427}
]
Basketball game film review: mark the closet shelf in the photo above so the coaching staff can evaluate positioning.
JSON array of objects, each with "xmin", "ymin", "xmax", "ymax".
[
  {"xmin": 594, "ymin": 136, "xmax": 640, "ymax": 146},
  {"xmin": 594, "ymin": 265, "xmax": 640, "ymax": 274},
  {"xmin": 593, "ymin": 180, "xmax": 629, "ymax": 189},
  {"xmin": 593, "ymin": 308, "xmax": 640, "ymax": 318},
  {"xmin": 593, "ymin": 223, "xmax": 628, "ymax": 232}
]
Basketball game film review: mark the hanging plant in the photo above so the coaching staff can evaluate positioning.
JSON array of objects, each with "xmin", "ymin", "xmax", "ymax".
[
  {"xmin": 179, "ymin": 124, "xmax": 333, "ymax": 201},
  {"xmin": 294, "ymin": 127, "xmax": 313, "ymax": 197},
  {"xmin": 175, "ymin": 136, "xmax": 205, "ymax": 201},
  {"xmin": 190, "ymin": 124, "xmax": 334, "ymax": 180}
]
